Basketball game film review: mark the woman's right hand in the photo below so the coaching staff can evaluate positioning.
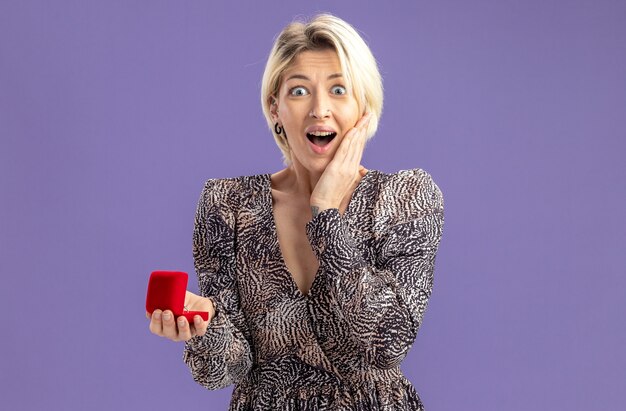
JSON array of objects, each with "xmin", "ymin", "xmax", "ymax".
[{"xmin": 146, "ymin": 291, "xmax": 215, "ymax": 342}]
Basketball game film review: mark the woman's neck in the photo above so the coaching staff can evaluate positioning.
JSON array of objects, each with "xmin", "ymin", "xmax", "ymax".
[{"xmin": 271, "ymin": 161, "xmax": 323, "ymax": 199}]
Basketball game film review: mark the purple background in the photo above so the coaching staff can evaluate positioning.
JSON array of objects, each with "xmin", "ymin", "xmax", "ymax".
[{"xmin": 1, "ymin": 1, "xmax": 625, "ymax": 410}]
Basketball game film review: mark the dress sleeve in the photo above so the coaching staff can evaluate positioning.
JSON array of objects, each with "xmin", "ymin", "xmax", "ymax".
[
  {"xmin": 182, "ymin": 179, "xmax": 253, "ymax": 390},
  {"xmin": 305, "ymin": 169, "xmax": 444, "ymax": 369}
]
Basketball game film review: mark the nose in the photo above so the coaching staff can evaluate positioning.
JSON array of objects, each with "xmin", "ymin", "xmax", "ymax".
[{"xmin": 309, "ymin": 93, "xmax": 331, "ymax": 119}]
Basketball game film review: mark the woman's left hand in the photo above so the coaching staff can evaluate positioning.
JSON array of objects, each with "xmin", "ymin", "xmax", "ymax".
[{"xmin": 310, "ymin": 112, "xmax": 372, "ymax": 212}]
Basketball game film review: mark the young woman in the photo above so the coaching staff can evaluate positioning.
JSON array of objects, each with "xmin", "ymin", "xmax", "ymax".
[{"xmin": 148, "ymin": 13, "xmax": 445, "ymax": 410}]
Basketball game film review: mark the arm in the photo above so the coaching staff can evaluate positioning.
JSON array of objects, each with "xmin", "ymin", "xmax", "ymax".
[
  {"xmin": 182, "ymin": 179, "xmax": 253, "ymax": 390},
  {"xmin": 306, "ymin": 169, "xmax": 444, "ymax": 369}
]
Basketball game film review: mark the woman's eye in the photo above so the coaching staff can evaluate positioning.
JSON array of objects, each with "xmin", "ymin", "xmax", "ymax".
[
  {"xmin": 290, "ymin": 86, "xmax": 308, "ymax": 96},
  {"xmin": 331, "ymin": 85, "xmax": 347, "ymax": 95}
]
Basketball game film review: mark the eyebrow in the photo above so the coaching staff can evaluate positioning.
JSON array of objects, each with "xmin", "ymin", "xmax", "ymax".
[{"xmin": 285, "ymin": 73, "xmax": 343, "ymax": 82}]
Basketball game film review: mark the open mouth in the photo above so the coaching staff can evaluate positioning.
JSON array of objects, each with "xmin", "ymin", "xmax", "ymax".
[{"xmin": 306, "ymin": 132, "xmax": 337, "ymax": 147}]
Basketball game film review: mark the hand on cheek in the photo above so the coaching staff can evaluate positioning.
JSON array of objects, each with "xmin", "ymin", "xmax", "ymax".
[{"xmin": 310, "ymin": 112, "xmax": 372, "ymax": 211}]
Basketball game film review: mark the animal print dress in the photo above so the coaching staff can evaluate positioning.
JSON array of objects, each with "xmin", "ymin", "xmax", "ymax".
[{"xmin": 183, "ymin": 168, "xmax": 445, "ymax": 410}]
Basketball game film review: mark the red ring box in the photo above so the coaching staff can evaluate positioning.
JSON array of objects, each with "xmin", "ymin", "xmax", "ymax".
[{"xmin": 146, "ymin": 271, "xmax": 209, "ymax": 322}]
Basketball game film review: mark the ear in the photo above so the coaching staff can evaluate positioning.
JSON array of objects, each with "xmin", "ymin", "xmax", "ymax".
[{"xmin": 269, "ymin": 96, "xmax": 279, "ymax": 121}]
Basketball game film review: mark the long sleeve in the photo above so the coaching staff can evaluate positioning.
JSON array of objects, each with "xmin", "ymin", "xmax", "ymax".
[
  {"xmin": 305, "ymin": 169, "xmax": 444, "ymax": 369},
  {"xmin": 182, "ymin": 179, "xmax": 253, "ymax": 390}
]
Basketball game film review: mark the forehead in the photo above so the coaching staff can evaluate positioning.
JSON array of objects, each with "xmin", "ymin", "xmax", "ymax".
[{"xmin": 283, "ymin": 49, "xmax": 342, "ymax": 77}]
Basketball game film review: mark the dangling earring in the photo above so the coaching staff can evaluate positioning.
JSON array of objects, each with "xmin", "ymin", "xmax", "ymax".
[{"xmin": 274, "ymin": 123, "xmax": 283, "ymax": 135}]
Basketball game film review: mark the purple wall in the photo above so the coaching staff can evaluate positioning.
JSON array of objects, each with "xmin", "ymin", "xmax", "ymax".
[{"xmin": 1, "ymin": 1, "xmax": 624, "ymax": 410}]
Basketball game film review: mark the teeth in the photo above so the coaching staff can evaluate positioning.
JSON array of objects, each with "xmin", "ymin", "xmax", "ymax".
[{"xmin": 308, "ymin": 131, "xmax": 335, "ymax": 137}]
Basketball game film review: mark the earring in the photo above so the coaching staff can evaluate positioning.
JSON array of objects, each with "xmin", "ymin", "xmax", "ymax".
[{"xmin": 274, "ymin": 123, "xmax": 283, "ymax": 135}]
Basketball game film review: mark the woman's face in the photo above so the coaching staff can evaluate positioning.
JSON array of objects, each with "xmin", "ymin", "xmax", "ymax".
[{"xmin": 271, "ymin": 49, "xmax": 360, "ymax": 172}]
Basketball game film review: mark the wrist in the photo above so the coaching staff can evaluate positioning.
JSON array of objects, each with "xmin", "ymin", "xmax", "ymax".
[
  {"xmin": 206, "ymin": 297, "xmax": 216, "ymax": 322},
  {"xmin": 310, "ymin": 203, "xmax": 338, "ymax": 218}
]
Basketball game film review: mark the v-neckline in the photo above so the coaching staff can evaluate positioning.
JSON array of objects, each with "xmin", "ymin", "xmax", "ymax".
[{"xmin": 263, "ymin": 170, "xmax": 375, "ymax": 298}]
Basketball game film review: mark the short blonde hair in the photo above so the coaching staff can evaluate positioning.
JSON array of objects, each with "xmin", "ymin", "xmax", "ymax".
[{"xmin": 261, "ymin": 13, "xmax": 384, "ymax": 166}]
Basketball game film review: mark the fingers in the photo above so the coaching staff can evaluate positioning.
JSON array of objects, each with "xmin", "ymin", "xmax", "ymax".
[
  {"xmin": 193, "ymin": 315, "xmax": 209, "ymax": 337},
  {"xmin": 345, "ymin": 113, "xmax": 371, "ymax": 165},
  {"xmin": 354, "ymin": 112, "xmax": 372, "ymax": 130},
  {"xmin": 335, "ymin": 116, "xmax": 368, "ymax": 164},
  {"xmin": 148, "ymin": 310, "xmax": 196, "ymax": 342},
  {"xmin": 149, "ymin": 309, "xmax": 163, "ymax": 335},
  {"xmin": 176, "ymin": 316, "xmax": 193, "ymax": 341},
  {"xmin": 338, "ymin": 113, "xmax": 370, "ymax": 152},
  {"xmin": 184, "ymin": 290, "xmax": 198, "ymax": 307},
  {"xmin": 348, "ymin": 122, "xmax": 368, "ymax": 164},
  {"xmin": 160, "ymin": 310, "xmax": 179, "ymax": 340}
]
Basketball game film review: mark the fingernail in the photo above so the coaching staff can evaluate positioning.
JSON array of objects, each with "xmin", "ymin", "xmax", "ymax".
[
  {"xmin": 153, "ymin": 311, "xmax": 161, "ymax": 320},
  {"xmin": 178, "ymin": 318, "xmax": 186, "ymax": 327},
  {"xmin": 163, "ymin": 312, "xmax": 172, "ymax": 321},
  {"xmin": 194, "ymin": 315, "xmax": 201, "ymax": 324}
]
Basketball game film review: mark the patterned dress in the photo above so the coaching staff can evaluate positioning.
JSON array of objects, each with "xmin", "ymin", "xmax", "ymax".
[{"xmin": 183, "ymin": 168, "xmax": 445, "ymax": 410}]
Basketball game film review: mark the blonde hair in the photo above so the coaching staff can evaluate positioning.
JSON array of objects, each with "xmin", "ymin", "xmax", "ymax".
[{"xmin": 261, "ymin": 13, "xmax": 384, "ymax": 166}]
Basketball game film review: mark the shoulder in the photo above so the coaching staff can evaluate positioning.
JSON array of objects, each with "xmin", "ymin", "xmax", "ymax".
[
  {"xmin": 384, "ymin": 168, "xmax": 443, "ymax": 206},
  {"xmin": 374, "ymin": 168, "xmax": 444, "ymax": 226},
  {"xmin": 196, "ymin": 173, "xmax": 266, "ymax": 215}
]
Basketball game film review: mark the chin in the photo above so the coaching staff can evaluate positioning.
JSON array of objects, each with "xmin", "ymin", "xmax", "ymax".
[
  {"xmin": 306, "ymin": 157, "xmax": 332, "ymax": 172},
  {"xmin": 291, "ymin": 149, "xmax": 336, "ymax": 175}
]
